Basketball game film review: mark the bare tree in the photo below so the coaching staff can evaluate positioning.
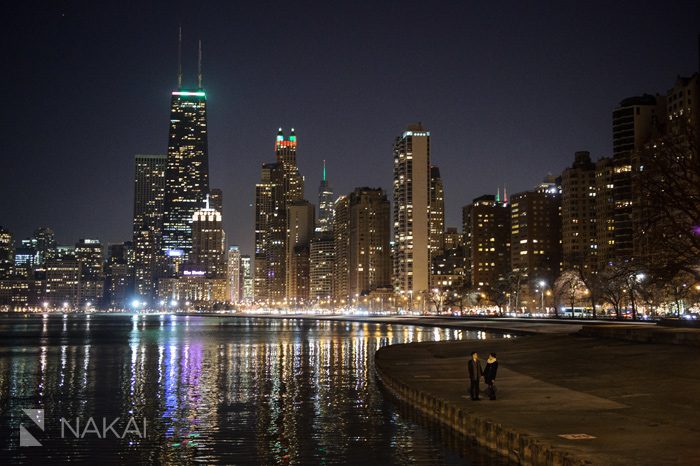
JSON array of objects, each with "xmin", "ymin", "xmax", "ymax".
[
  {"xmin": 598, "ymin": 264, "xmax": 629, "ymax": 319},
  {"xmin": 554, "ymin": 270, "xmax": 586, "ymax": 318},
  {"xmin": 636, "ymin": 126, "xmax": 700, "ymax": 280}
]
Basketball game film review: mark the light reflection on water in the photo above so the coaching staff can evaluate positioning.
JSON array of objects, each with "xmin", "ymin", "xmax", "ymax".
[{"xmin": 0, "ymin": 315, "xmax": 509, "ymax": 465}]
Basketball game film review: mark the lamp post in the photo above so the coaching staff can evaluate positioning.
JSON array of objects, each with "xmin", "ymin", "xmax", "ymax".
[{"xmin": 539, "ymin": 280, "xmax": 546, "ymax": 315}]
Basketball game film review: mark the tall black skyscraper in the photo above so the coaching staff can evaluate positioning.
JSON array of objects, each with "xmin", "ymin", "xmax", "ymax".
[
  {"xmin": 133, "ymin": 154, "xmax": 166, "ymax": 298},
  {"xmin": 162, "ymin": 36, "xmax": 210, "ymax": 268}
]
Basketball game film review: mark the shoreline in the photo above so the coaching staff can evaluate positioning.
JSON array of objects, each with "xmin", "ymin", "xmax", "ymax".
[{"xmin": 373, "ymin": 334, "xmax": 700, "ymax": 466}]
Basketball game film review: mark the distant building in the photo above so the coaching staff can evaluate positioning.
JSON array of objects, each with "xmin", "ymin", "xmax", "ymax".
[
  {"xmin": 443, "ymin": 227, "xmax": 461, "ymax": 252},
  {"xmin": 286, "ymin": 200, "xmax": 315, "ymax": 304},
  {"xmin": 191, "ymin": 198, "xmax": 226, "ymax": 278},
  {"xmin": 209, "ymin": 188, "xmax": 223, "ymax": 214},
  {"xmin": 309, "ymin": 232, "xmax": 334, "ymax": 303},
  {"xmin": 510, "ymin": 177, "xmax": 562, "ymax": 288},
  {"xmin": 33, "ymin": 227, "xmax": 57, "ymax": 265},
  {"xmin": 0, "ymin": 227, "xmax": 13, "ymax": 279},
  {"xmin": 240, "ymin": 255, "xmax": 253, "ymax": 303},
  {"xmin": 132, "ymin": 154, "xmax": 166, "ymax": 300},
  {"xmin": 227, "ymin": 246, "xmax": 241, "ymax": 304},
  {"xmin": 161, "ymin": 86, "xmax": 210, "ymax": 265},
  {"xmin": 393, "ymin": 124, "xmax": 431, "ymax": 295},
  {"xmin": 429, "ymin": 166, "xmax": 445, "ymax": 255},
  {"xmin": 464, "ymin": 194, "xmax": 511, "ymax": 289},
  {"xmin": 44, "ymin": 259, "xmax": 81, "ymax": 308},
  {"xmin": 334, "ymin": 188, "xmax": 391, "ymax": 302},
  {"xmin": 158, "ymin": 276, "xmax": 228, "ymax": 309},
  {"xmin": 606, "ymin": 94, "xmax": 666, "ymax": 263},
  {"xmin": 254, "ymin": 129, "xmax": 305, "ymax": 303},
  {"xmin": 104, "ymin": 242, "xmax": 133, "ymax": 308},
  {"xmin": 316, "ymin": 160, "xmax": 334, "ymax": 233},
  {"xmin": 561, "ymin": 151, "xmax": 598, "ymax": 271},
  {"xmin": 75, "ymin": 238, "xmax": 104, "ymax": 307},
  {"xmin": 333, "ymin": 195, "xmax": 350, "ymax": 303}
]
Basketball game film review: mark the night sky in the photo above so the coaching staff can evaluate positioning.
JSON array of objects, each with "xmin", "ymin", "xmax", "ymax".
[{"xmin": 2, "ymin": 1, "xmax": 698, "ymax": 256}]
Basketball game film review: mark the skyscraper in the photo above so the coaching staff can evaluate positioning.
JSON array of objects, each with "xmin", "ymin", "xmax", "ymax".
[
  {"xmin": 209, "ymin": 188, "xmax": 223, "ymax": 213},
  {"xmin": 162, "ymin": 39, "xmax": 210, "ymax": 266},
  {"xmin": 465, "ymin": 195, "xmax": 511, "ymax": 289},
  {"xmin": 133, "ymin": 154, "xmax": 166, "ymax": 299},
  {"xmin": 286, "ymin": 200, "xmax": 315, "ymax": 304},
  {"xmin": 317, "ymin": 160, "xmax": 334, "ymax": 232},
  {"xmin": 429, "ymin": 166, "xmax": 445, "ymax": 256},
  {"xmin": 227, "ymin": 245, "xmax": 241, "ymax": 303},
  {"xmin": 33, "ymin": 227, "xmax": 57, "ymax": 265},
  {"xmin": 254, "ymin": 129, "xmax": 305, "ymax": 303},
  {"xmin": 75, "ymin": 238, "xmax": 104, "ymax": 307},
  {"xmin": 191, "ymin": 197, "xmax": 226, "ymax": 278},
  {"xmin": 333, "ymin": 195, "xmax": 350, "ymax": 304},
  {"xmin": 393, "ymin": 124, "xmax": 431, "ymax": 296},
  {"xmin": 334, "ymin": 188, "xmax": 392, "ymax": 302},
  {"xmin": 606, "ymin": 94, "xmax": 666, "ymax": 263},
  {"xmin": 309, "ymin": 232, "xmax": 334, "ymax": 303},
  {"xmin": 240, "ymin": 255, "xmax": 253, "ymax": 303},
  {"xmin": 510, "ymin": 177, "xmax": 562, "ymax": 290},
  {"xmin": 0, "ymin": 227, "xmax": 14, "ymax": 279},
  {"xmin": 561, "ymin": 151, "xmax": 597, "ymax": 271}
]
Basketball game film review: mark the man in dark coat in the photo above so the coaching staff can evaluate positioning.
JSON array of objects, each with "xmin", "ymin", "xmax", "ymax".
[
  {"xmin": 483, "ymin": 352, "xmax": 498, "ymax": 400},
  {"xmin": 467, "ymin": 351, "xmax": 483, "ymax": 400}
]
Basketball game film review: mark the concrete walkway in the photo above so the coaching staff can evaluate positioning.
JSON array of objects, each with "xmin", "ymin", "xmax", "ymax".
[{"xmin": 375, "ymin": 334, "xmax": 700, "ymax": 466}]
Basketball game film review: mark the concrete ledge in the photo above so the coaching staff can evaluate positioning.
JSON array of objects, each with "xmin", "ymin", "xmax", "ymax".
[
  {"xmin": 578, "ymin": 324, "xmax": 700, "ymax": 346},
  {"xmin": 375, "ymin": 349, "xmax": 590, "ymax": 466}
]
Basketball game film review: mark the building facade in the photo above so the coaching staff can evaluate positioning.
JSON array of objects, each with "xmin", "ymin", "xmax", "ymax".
[
  {"xmin": 161, "ymin": 89, "xmax": 210, "ymax": 266},
  {"xmin": 393, "ymin": 124, "xmax": 431, "ymax": 295}
]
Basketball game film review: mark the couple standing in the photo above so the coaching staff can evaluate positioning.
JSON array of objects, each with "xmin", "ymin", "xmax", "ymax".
[{"xmin": 467, "ymin": 352, "xmax": 498, "ymax": 400}]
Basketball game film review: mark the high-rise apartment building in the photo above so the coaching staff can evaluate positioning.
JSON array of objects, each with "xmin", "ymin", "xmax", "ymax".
[
  {"xmin": 561, "ymin": 151, "xmax": 598, "ymax": 271},
  {"xmin": 286, "ymin": 201, "xmax": 315, "ymax": 303},
  {"xmin": 191, "ymin": 198, "xmax": 226, "ymax": 278},
  {"xmin": 464, "ymin": 195, "xmax": 510, "ymax": 289},
  {"xmin": 393, "ymin": 124, "xmax": 431, "ymax": 295},
  {"xmin": 334, "ymin": 188, "xmax": 391, "ymax": 302},
  {"xmin": 605, "ymin": 95, "xmax": 666, "ymax": 263},
  {"xmin": 510, "ymin": 177, "xmax": 562, "ymax": 286},
  {"xmin": 133, "ymin": 154, "xmax": 166, "ymax": 299},
  {"xmin": 429, "ymin": 166, "xmax": 445, "ymax": 255},
  {"xmin": 227, "ymin": 245, "xmax": 241, "ymax": 303},
  {"xmin": 309, "ymin": 232, "xmax": 334, "ymax": 303},
  {"xmin": 317, "ymin": 161, "xmax": 334, "ymax": 233}
]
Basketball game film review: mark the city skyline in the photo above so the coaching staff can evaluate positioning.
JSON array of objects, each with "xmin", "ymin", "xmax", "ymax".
[{"xmin": 2, "ymin": 2, "xmax": 698, "ymax": 255}]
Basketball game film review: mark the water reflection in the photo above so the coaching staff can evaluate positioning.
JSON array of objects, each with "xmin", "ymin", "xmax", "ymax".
[{"xmin": 0, "ymin": 315, "xmax": 508, "ymax": 465}]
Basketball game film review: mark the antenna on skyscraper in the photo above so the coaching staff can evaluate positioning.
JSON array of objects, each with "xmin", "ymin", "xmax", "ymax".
[
  {"xmin": 197, "ymin": 39, "xmax": 203, "ymax": 89},
  {"xmin": 177, "ymin": 26, "xmax": 183, "ymax": 89},
  {"xmin": 503, "ymin": 185, "xmax": 508, "ymax": 203},
  {"xmin": 323, "ymin": 160, "xmax": 327, "ymax": 181}
]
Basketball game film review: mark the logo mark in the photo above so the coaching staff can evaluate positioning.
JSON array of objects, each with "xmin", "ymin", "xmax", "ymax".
[{"xmin": 20, "ymin": 409, "xmax": 44, "ymax": 447}]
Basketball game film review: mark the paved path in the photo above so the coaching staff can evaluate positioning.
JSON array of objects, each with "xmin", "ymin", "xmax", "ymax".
[{"xmin": 375, "ymin": 334, "xmax": 700, "ymax": 466}]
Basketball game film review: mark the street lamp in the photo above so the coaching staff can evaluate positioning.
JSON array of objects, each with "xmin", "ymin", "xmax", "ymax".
[{"xmin": 539, "ymin": 280, "xmax": 546, "ymax": 315}]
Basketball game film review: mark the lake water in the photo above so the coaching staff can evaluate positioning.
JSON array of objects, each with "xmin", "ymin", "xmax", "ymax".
[{"xmin": 0, "ymin": 314, "xmax": 509, "ymax": 465}]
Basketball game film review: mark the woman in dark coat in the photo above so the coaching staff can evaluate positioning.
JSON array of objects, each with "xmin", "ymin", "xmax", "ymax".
[{"xmin": 483, "ymin": 352, "xmax": 498, "ymax": 400}]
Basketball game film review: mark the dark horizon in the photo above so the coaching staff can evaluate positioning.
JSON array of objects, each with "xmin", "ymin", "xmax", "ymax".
[{"xmin": 1, "ymin": 1, "xmax": 698, "ymax": 255}]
